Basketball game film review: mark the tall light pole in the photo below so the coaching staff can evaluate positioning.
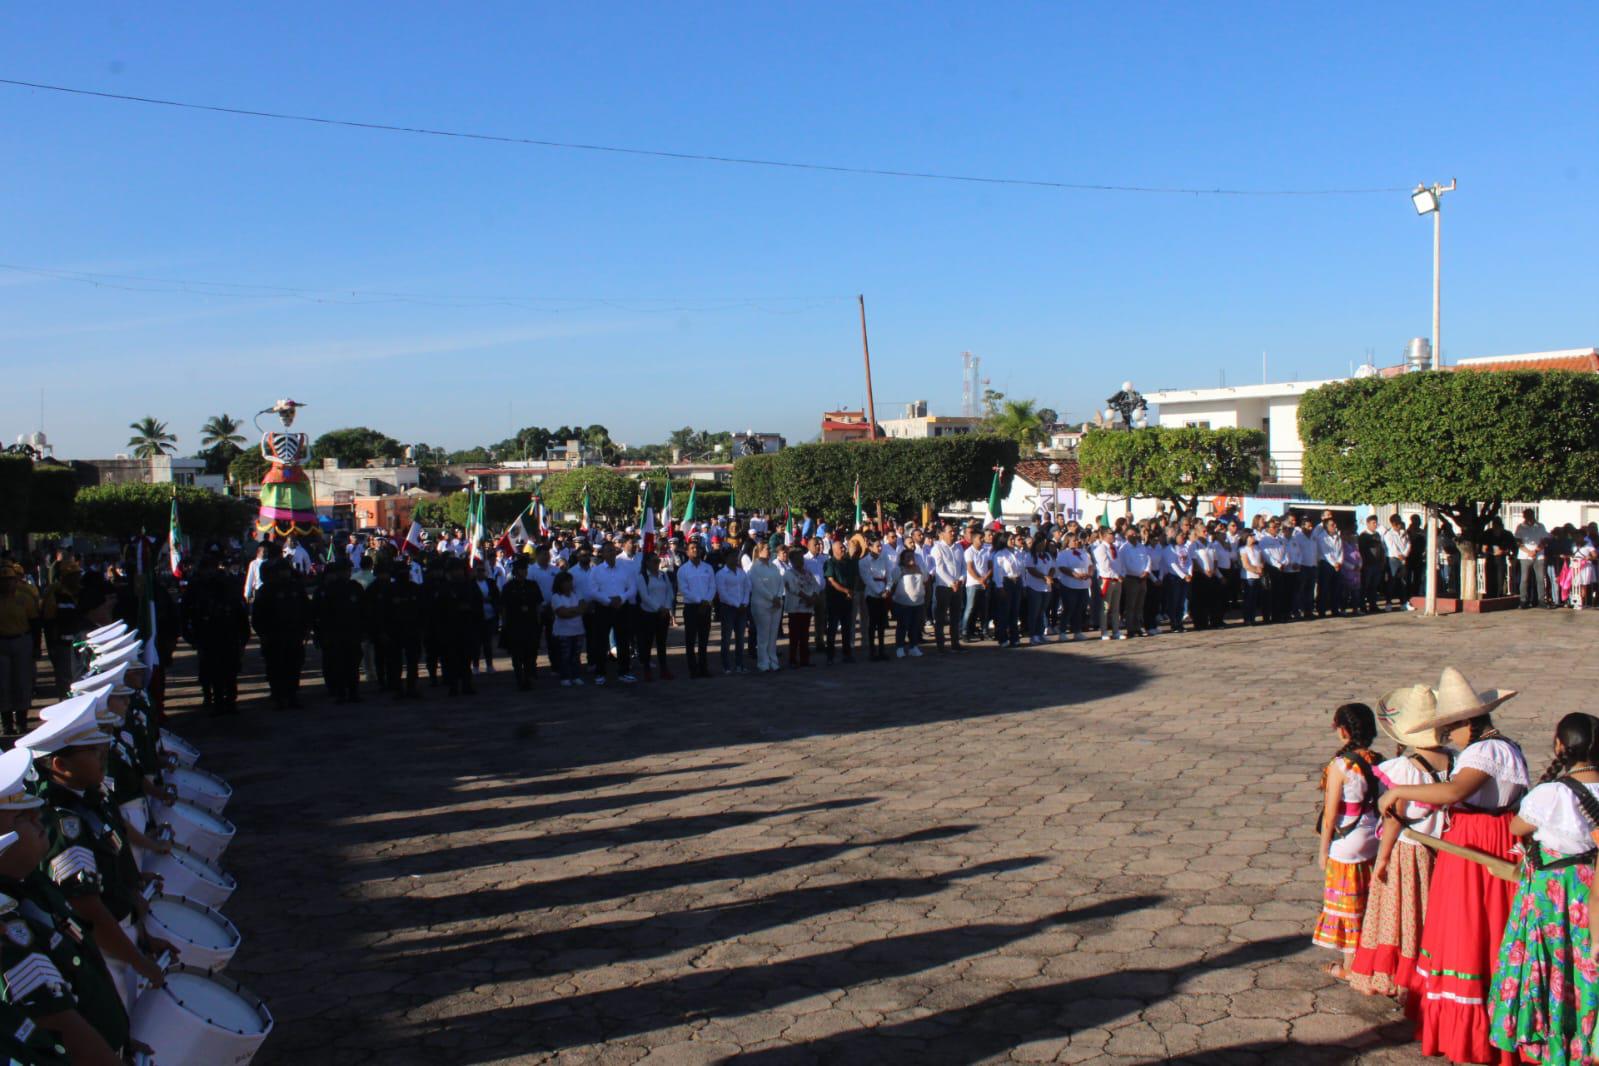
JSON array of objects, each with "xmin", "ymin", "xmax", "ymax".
[{"xmin": 1412, "ymin": 179, "xmax": 1456, "ymax": 617}]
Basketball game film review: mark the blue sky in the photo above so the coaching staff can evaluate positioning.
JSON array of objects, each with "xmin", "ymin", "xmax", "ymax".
[{"xmin": 1, "ymin": 4, "xmax": 1594, "ymax": 458}]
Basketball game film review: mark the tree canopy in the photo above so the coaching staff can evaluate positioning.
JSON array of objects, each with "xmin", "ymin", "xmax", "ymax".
[
  {"xmin": 732, "ymin": 436, "xmax": 1019, "ymax": 520},
  {"xmin": 229, "ymin": 449, "xmax": 271, "ymax": 488},
  {"xmin": 1078, "ymin": 426, "xmax": 1266, "ymax": 517},
  {"xmin": 310, "ymin": 427, "xmax": 405, "ymax": 468},
  {"xmin": 538, "ymin": 467, "xmax": 638, "ymax": 519},
  {"xmin": 986, "ymin": 399, "xmax": 1049, "ymax": 451},
  {"xmin": 74, "ymin": 483, "xmax": 257, "ymax": 542},
  {"xmin": 127, "ymin": 417, "xmax": 177, "ymax": 458},
  {"xmin": 1300, "ymin": 371, "xmax": 1599, "ymax": 599}
]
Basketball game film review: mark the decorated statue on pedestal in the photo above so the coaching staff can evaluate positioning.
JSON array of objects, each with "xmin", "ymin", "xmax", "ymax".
[{"xmin": 254, "ymin": 399, "xmax": 316, "ymax": 539}]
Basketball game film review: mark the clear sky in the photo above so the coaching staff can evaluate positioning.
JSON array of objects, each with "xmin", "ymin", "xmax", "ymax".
[{"xmin": 1, "ymin": 4, "xmax": 1594, "ymax": 458}]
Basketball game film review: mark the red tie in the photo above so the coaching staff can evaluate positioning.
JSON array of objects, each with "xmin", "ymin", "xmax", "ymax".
[{"xmin": 1110, "ymin": 545, "xmax": 1117, "ymax": 559}]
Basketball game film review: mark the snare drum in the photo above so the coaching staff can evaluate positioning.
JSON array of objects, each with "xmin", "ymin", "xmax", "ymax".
[
  {"xmin": 160, "ymin": 729, "xmax": 201, "ymax": 768},
  {"xmin": 144, "ymin": 894, "xmax": 241, "ymax": 973},
  {"xmin": 162, "ymin": 800, "xmax": 236, "ymax": 862},
  {"xmin": 131, "ymin": 967, "xmax": 273, "ymax": 1066},
  {"xmin": 172, "ymin": 766, "xmax": 233, "ymax": 815},
  {"xmin": 146, "ymin": 844, "xmax": 237, "ymax": 911}
]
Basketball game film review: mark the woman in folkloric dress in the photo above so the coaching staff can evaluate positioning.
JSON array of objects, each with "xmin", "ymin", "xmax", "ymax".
[{"xmin": 255, "ymin": 399, "xmax": 317, "ymax": 540}]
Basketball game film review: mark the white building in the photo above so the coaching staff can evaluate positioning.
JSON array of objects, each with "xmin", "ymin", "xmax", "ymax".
[{"xmin": 880, "ymin": 400, "xmax": 985, "ymax": 440}]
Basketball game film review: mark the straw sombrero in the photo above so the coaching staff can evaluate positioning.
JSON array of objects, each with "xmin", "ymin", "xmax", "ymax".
[
  {"xmin": 1415, "ymin": 667, "xmax": 1518, "ymax": 732},
  {"xmin": 1377, "ymin": 684, "xmax": 1443, "ymax": 749}
]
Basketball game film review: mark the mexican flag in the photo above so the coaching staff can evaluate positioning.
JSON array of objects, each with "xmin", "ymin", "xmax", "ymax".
[
  {"xmin": 499, "ymin": 505, "xmax": 532, "ymax": 555},
  {"xmin": 168, "ymin": 496, "xmax": 184, "ymax": 578},
  {"xmin": 580, "ymin": 485, "xmax": 592, "ymax": 534},
  {"xmin": 784, "ymin": 504, "xmax": 794, "ymax": 545},
  {"xmin": 853, "ymin": 476, "xmax": 863, "ymax": 528},
  {"xmin": 683, "ymin": 482, "xmax": 697, "ymax": 526},
  {"xmin": 401, "ymin": 519, "xmax": 426, "ymax": 557},
  {"xmin": 727, "ymin": 481, "xmax": 736, "ymax": 519},
  {"xmin": 987, "ymin": 469, "xmax": 1004, "ymax": 523},
  {"xmin": 468, "ymin": 491, "xmax": 487, "ymax": 566},
  {"xmin": 532, "ymin": 489, "xmax": 549, "ymax": 538},
  {"xmin": 661, "ymin": 479, "xmax": 675, "ymax": 538},
  {"xmin": 640, "ymin": 482, "xmax": 657, "ymax": 553}
]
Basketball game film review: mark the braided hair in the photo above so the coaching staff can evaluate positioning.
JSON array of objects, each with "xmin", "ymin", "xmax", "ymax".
[
  {"xmin": 1332, "ymin": 702, "xmax": 1378, "ymax": 760},
  {"xmin": 1538, "ymin": 712, "xmax": 1599, "ymax": 784}
]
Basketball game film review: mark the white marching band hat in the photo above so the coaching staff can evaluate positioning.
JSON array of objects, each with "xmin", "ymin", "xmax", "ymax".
[
  {"xmin": 0, "ymin": 749, "xmax": 43, "ymax": 811},
  {"xmin": 16, "ymin": 695, "xmax": 112, "ymax": 755},
  {"xmin": 71, "ymin": 660, "xmax": 132, "ymax": 697},
  {"xmin": 88, "ymin": 629, "xmax": 137, "ymax": 654},
  {"xmin": 85, "ymin": 621, "xmax": 129, "ymax": 643},
  {"xmin": 90, "ymin": 643, "xmax": 144, "ymax": 673}
]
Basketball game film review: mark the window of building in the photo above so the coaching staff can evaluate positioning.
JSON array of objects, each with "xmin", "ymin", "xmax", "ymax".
[
  {"xmin": 174, "ymin": 472, "xmax": 195, "ymax": 486},
  {"xmin": 1184, "ymin": 420, "xmax": 1211, "ymax": 429}
]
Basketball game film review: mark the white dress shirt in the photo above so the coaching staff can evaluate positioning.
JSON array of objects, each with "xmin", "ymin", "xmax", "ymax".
[
  {"xmin": 1091, "ymin": 541, "xmax": 1123, "ymax": 580},
  {"xmin": 930, "ymin": 541, "xmax": 966, "ymax": 589},
  {"xmin": 677, "ymin": 560, "xmax": 717, "ymax": 604},
  {"xmin": 715, "ymin": 564, "xmax": 751, "ymax": 607}
]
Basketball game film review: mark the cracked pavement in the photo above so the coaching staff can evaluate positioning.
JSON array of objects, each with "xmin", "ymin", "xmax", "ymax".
[{"xmin": 164, "ymin": 608, "xmax": 1596, "ymax": 1064}]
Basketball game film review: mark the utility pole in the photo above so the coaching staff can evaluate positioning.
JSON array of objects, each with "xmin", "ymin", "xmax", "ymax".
[
  {"xmin": 858, "ymin": 295, "xmax": 879, "ymax": 440},
  {"xmin": 1412, "ymin": 179, "xmax": 1456, "ymax": 617}
]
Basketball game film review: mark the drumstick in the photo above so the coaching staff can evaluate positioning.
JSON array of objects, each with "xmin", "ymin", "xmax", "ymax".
[{"xmin": 1401, "ymin": 829, "xmax": 1521, "ymax": 882}]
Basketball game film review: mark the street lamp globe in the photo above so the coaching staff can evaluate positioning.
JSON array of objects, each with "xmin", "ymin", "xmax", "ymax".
[
  {"xmin": 1103, "ymin": 407, "xmax": 1117, "ymax": 424},
  {"xmin": 1133, "ymin": 412, "xmax": 1148, "ymax": 429},
  {"xmin": 1047, "ymin": 462, "xmax": 1061, "ymax": 477}
]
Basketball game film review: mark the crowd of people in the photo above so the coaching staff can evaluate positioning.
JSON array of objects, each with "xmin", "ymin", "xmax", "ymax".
[
  {"xmin": 4, "ymin": 503, "xmax": 1598, "ymax": 725},
  {"xmin": 1314, "ymin": 669, "xmax": 1599, "ymax": 1066}
]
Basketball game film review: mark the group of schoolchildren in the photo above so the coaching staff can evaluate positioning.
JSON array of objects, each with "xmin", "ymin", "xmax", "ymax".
[{"xmin": 1316, "ymin": 667, "xmax": 1599, "ymax": 1065}]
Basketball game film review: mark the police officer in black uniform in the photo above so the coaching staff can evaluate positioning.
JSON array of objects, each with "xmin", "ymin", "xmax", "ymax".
[
  {"xmin": 251, "ymin": 559, "xmax": 309, "ymax": 710},
  {"xmin": 369, "ymin": 562, "xmax": 423, "ymax": 700},
  {"xmin": 312, "ymin": 558, "xmax": 365, "ymax": 704},
  {"xmin": 182, "ymin": 551, "xmax": 250, "ymax": 716},
  {"xmin": 498, "ymin": 556, "xmax": 543, "ymax": 690},
  {"xmin": 437, "ymin": 558, "xmax": 482, "ymax": 696}
]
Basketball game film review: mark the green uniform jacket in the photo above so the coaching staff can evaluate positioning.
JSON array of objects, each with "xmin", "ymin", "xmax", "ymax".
[{"xmin": 39, "ymin": 784, "xmax": 138, "ymax": 924}]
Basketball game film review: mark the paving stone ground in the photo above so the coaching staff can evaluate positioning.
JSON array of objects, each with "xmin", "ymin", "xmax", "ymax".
[{"xmin": 164, "ymin": 607, "xmax": 1599, "ymax": 1065}]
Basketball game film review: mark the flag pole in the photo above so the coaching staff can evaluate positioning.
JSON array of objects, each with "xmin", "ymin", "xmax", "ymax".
[{"xmin": 859, "ymin": 294, "xmax": 879, "ymax": 441}]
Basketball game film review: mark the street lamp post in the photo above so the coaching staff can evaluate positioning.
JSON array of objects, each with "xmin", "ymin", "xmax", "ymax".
[
  {"xmin": 1413, "ymin": 179, "xmax": 1456, "ymax": 618},
  {"xmin": 1103, "ymin": 382, "xmax": 1147, "ymax": 521},
  {"xmin": 1047, "ymin": 461, "xmax": 1061, "ymax": 526}
]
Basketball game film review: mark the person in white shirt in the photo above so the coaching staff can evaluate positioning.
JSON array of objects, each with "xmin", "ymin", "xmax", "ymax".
[
  {"xmin": 1313, "ymin": 517, "xmax": 1346, "ymax": 618},
  {"xmin": 746, "ymin": 542, "xmax": 786, "ymax": 673},
  {"xmin": 890, "ymin": 548, "xmax": 928, "ymax": 656},
  {"xmin": 1119, "ymin": 529, "xmax": 1151, "ymax": 637},
  {"xmin": 633, "ymin": 552, "xmax": 676, "ymax": 680},
  {"xmin": 962, "ymin": 531, "xmax": 994, "ymax": 642},
  {"xmin": 802, "ymin": 537, "xmax": 829, "ymax": 658},
  {"xmin": 549, "ymin": 571, "xmax": 588, "ymax": 686},
  {"xmin": 1090, "ymin": 527, "xmax": 1125, "ymax": 640},
  {"xmin": 1189, "ymin": 528, "xmax": 1219, "ymax": 630},
  {"xmin": 929, "ymin": 526, "xmax": 966, "ymax": 651},
  {"xmin": 1382, "ymin": 515, "xmax": 1412, "ymax": 610},
  {"xmin": 783, "ymin": 548, "xmax": 820, "ymax": 667},
  {"xmin": 1256, "ymin": 518, "xmax": 1288, "ymax": 623},
  {"xmin": 859, "ymin": 537, "xmax": 894, "ymax": 660},
  {"xmin": 676, "ymin": 540, "xmax": 717, "ymax": 678},
  {"xmin": 990, "ymin": 533, "xmax": 1024, "ymax": 647},
  {"xmin": 1512, "ymin": 509, "xmax": 1550, "ymax": 608},
  {"xmin": 1056, "ymin": 533, "xmax": 1093, "ymax": 641},
  {"xmin": 1286, "ymin": 519, "xmax": 1315, "ymax": 619},
  {"xmin": 715, "ymin": 548, "xmax": 752, "ymax": 674},
  {"xmin": 1019, "ymin": 535, "xmax": 1054, "ymax": 644},
  {"xmin": 1212, "ymin": 529, "xmax": 1236, "ymax": 620},
  {"xmin": 243, "ymin": 543, "xmax": 268, "ymax": 603},
  {"xmin": 1238, "ymin": 531, "xmax": 1265, "ymax": 624},
  {"xmin": 284, "ymin": 537, "xmax": 312, "ymax": 574},
  {"xmin": 1162, "ymin": 530, "xmax": 1192, "ymax": 632},
  {"xmin": 587, "ymin": 545, "xmax": 637, "ymax": 684}
]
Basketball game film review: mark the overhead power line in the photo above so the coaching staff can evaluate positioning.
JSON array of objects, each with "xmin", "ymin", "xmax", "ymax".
[{"xmin": 0, "ymin": 77, "xmax": 1408, "ymax": 197}]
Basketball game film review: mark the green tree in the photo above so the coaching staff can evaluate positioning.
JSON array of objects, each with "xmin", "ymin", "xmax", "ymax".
[
  {"xmin": 538, "ymin": 467, "xmax": 637, "ymax": 519},
  {"xmin": 987, "ymin": 399, "xmax": 1049, "ymax": 452},
  {"xmin": 1300, "ymin": 370, "xmax": 1599, "ymax": 600},
  {"xmin": 126, "ymin": 417, "xmax": 177, "ymax": 458},
  {"xmin": 310, "ymin": 427, "xmax": 404, "ymax": 467},
  {"xmin": 981, "ymin": 388, "xmax": 1006, "ymax": 419},
  {"xmin": 26, "ymin": 465, "xmax": 78, "ymax": 534},
  {"xmin": 199, "ymin": 414, "xmax": 247, "ymax": 477},
  {"xmin": 75, "ymin": 484, "xmax": 257, "ymax": 542},
  {"xmin": 0, "ymin": 454, "xmax": 34, "ymax": 547},
  {"xmin": 1036, "ymin": 407, "xmax": 1059, "ymax": 426},
  {"xmin": 1079, "ymin": 426, "xmax": 1266, "ymax": 518},
  {"xmin": 229, "ymin": 449, "xmax": 271, "ymax": 489}
]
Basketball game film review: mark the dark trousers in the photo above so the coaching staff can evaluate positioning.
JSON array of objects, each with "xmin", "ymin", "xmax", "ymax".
[
  {"xmin": 994, "ymin": 583, "xmax": 1022, "ymax": 644},
  {"xmin": 323, "ymin": 640, "xmax": 361, "ymax": 700},
  {"xmin": 788, "ymin": 613, "xmax": 812, "ymax": 665},
  {"xmin": 1274, "ymin": 569, "xmax": 1298, "ymax": 621},
  {"xmin": 261, "ymin": 637, "xmax": 305, "ymax": 706},
  {"xmin": 933, "ymin": 585, "xmax": 962, "ymax": 649},
  {"xmin": 590, "ymin": 605, "xmax": 632, "ymax": 675},
  {"xmin": 1360, "ymin": 562, "xmax": 1383, "ymax": 611},
  {"xmin": 474, "ymin": 618, "xmax": 496, "ymax": 671},
  {"xmin": 1191, "ymin": 574, "xmax": 1218, "ymax": 629},
  {"xmin": 1316, "ymin": 561, "xmax": 1342, "ymax": 616},
  {"xmin": 443, "ymin": 636, "xmax": 474, "ymax": 694},
  {"xmin": 682, "ymin": 603, "xmax": 712, "ymax": 676},
  {"xmin": 1242, "ymin": 579, "xmax": 1261, "ymax": 624},
  {"xmin": 719, "ymin": 602, "xmax": 749, "ymax": 669},
  {"xmin": 865, "ymin": 596, "xmax": 888, "ymax": 656},
  {"xmin": 635, "ymin": 612, "xmax": 669, "ymax": 673},
  {"xmin": 505, "ymin": 635, "xmax": 537, "ymax": 688},
  {"xmin": 824, "ymin": 591, "xmax": 854, "ymax": 660},
  {"xmin": 893, "ymin": 602, "xmax": 923, "ymax": 648},
  {"xmin": 1144, "ymin": 576, "xmax": 1164, "ymax": 632},
  {"xmin": 383, "ymin": 637, "xmax": 420, "ymax": 694},
  {"xmin": 196, "ymin": 640, "xmax": 242, "ymax": 713},
  {"xmin": 1062, "ymin": 586, "xmax": 1088, "ymax": 636},
  {"xmin": 1165, "ymin": 578, "xmax": 1188, "ymax": 631},
  {"xmin": 46, "ymin": 639, "xmax": 74, "ymax": 701}
]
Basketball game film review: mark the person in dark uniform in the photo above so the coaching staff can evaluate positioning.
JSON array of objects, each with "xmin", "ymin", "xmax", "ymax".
[
  {"xmin": 420, "ymin": 558, "xmax": 447, "ymax": 686},
  {"xmin": 39, "ymin": 562, "xmax": 84, "ymax": 702},
  {"xmin": 18, "ymin": 700, "xmax": 168, "ymax": 1018},
  {"xmin": 182, "ymin": 552, "xmax": 250, "ymax": 716},
  {"xmin": 437, "ymin": 558, "xmax": 482, "ymax": 696},
  {"xmin": 370, "ymin": 562, "xmax": 423, "ymax": 700},
  {"xmin": 498, "ymin": 557, "xmax": 543, "ymax": 690},
  {"xmin": 312, "ymin": 558, "xmax": 365, "ymax": 704},
  {"xmin": 251, "ymin": 559, "xmax": 309, "ymax": 710}
]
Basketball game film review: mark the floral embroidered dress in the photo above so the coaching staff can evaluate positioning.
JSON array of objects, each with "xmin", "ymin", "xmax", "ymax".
[{"xmin": 1490, "ymin": 777, "xmax": 1599, "ymax": 1066}]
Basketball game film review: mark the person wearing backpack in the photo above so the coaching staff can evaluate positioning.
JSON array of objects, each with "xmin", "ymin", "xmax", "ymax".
[
  {"xmin": 1315, "ymin": 701, "xmax": 1382, "ymax": 977},
  {"xmin": 1348, "ymin": 686, "xmax": 1453, "ymax": 998},
  {"xmin": 1489, "ymin": 712, "xmax": 1599, "ymax": 1066}
]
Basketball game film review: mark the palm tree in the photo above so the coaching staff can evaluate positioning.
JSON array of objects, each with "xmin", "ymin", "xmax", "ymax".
[
  {"xmin": 989, "ymin": 399, "xmax": 1048, "ymax": 451},
  {"xmin": 200, "ymin": 414, "xmax": 246, "ymax": 452},
  {"xmin": 127, "ymin": 417, "xmax": 178, "ymax": 458}
]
